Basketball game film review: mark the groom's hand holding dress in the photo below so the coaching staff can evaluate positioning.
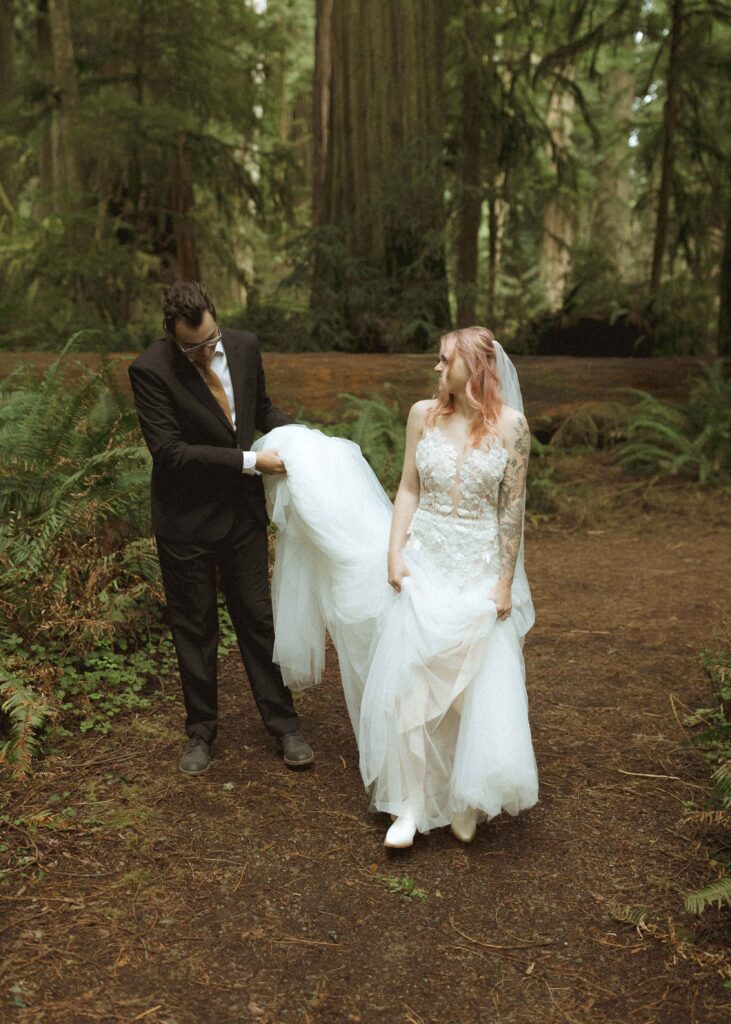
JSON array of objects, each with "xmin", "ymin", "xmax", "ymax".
[{"xmin": 128, "ymin": 281, "xmax": 313, "ymax": 775}]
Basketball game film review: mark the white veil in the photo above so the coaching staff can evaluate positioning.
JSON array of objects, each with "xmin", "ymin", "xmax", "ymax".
[{"xmin": 492, "ymin": 339, "xmax": 535, "ymax": 640}]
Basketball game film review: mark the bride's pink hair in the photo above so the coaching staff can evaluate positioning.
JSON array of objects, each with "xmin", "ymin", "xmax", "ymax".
[{"xmin": 428, "ymin": 326, "xmax": 503, "ymax": 446}]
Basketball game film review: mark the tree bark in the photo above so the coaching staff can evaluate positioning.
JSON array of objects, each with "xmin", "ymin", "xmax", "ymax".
[
  {"xmin": 541, "ymin": 84, "xmax": 575, "ymax": 309},
  {"xmin": 718, "ymin": 187, "xmax": 731, "ymax": 356},
  {"xmin": 0, "ymin": 0, "xmax": 15, "ymax": 208},
  {"xmin": 33, "ymin": 1, "xmax": 57, "ymax": 211},
  {"xmin": 650, "ymin": 0, "xmax": 684, "ymax": 301},
  {"xmin": 487, "ymin": 184, "xmax": 499, "ymax": 315},
  {"xmin": 455, "ymin": 0, "xmax": 482, "ymax": 328},
  {"xmin": 171, "ymin": 135, "xmax": 199, "ymax": 281},
  {"xmin": 483, "ymin": 37, "xmax": 505, "ymax": 322},
  {"xmin": 47, "ymin": 0, "xmax": 80, "ymax": 197},
  {"xmin": 312, "ymin": 0, "xmax": 334, "ymax": 226},
  {"xmin": 591, "ymin": 64, "xmax": 636, "ymax": 274},
  {"xmin": 313, "ymin": 0, "xmax": 449, "ymax": 350}
]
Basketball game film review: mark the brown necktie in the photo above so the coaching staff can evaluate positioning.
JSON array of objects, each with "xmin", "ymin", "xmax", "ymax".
[{"xmin": 201, "ymin": 364, "xmax": 233, "ymax": 427}]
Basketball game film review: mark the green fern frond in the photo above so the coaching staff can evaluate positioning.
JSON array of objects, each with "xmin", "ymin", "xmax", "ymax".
[
  {"xmin": 609, "ymin": 904, "xmax": 648, "ymax": 927},
  {"xmin": 684, "ymin": 876, "xmax": 731, "ymax": 915},
  {"xmin": 0, "ymin": 673, "xmax": 55, "ymax": 779},
  {"xmin": 711, "ymin": 761, "xmax": 731, "ymax": 809},
  {"xmin": 614, "ymin": 363, "xmax": 731, "ymax": 485}
]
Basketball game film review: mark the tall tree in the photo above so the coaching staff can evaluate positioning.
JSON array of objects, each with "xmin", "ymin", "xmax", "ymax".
[
  {"xmin": 0, "ymin": 0, "xmax": 15, "ymax": 209},
  {"xmin": 590, "ymin": 55, "xmax": 637, "ymax": 274},
  {"xmin": 312, "ymin": 0, "xmax": 450, "ymax": 350},
  {"xmin": 540, "ymin": 83, "xmax": 576, "ymax": 308},
  {"xmin": 170, "ymin": 136, "xmax": 199, "ymax": 280},
  {"xmin": 455, "ymin": 0, "xmax": 483, "ymax": 327},
  {"xmin": 719, "ymin": 188, "xmax": 731, "ymax": 356},
  {"xmin": 649, "ymin": 0, "xmax": 684, "ymax": 302},
  {"xmin": 311, "ymin": 0, "xmax": 333, "ymax": 226},
  {"xmin": 47, "ymin": 0, "xmax": 80, "ymax": 197}
]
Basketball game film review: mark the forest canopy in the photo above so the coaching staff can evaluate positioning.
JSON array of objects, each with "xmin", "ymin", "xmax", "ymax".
[{"xmin": 0, "ymin": 0, "xmax": 729, "ymax": 354}]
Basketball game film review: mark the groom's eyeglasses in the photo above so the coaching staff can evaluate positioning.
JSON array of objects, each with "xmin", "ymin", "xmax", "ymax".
[{"xmin": 174, "ymin": 327, "xmax": 223, "ymax": 358}]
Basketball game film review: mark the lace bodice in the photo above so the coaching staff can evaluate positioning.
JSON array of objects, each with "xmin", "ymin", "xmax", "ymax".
[
  {"xmin": 415, "ymin": 426, "xmax": 508, "ymax": 520},
  {"xmin": 406, "ymin": 426, "xmax": 509, "ymax": 585}
]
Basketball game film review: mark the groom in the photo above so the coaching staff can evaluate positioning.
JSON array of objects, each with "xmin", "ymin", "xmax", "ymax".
[{"xmin": 129, "ymin": 280, "xmax": 314, "ymax": 775}]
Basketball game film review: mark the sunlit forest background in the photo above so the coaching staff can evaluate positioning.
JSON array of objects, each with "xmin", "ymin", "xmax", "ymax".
[{"xmin": 1, "ymin": 0, "xmax": 729, "ymax": 354}]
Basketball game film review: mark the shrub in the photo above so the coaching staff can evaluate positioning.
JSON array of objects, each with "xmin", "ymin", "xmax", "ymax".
[
  {"xmin": 614, "ymin": 360, "xmax": 728, "ymax": 487},
  {"xmin": 615, "ymin": 361, "xmax": 731, "ymax": 486},
  {"xmin": 0, "ymin": 339, "xmax": 167, "ymax": 773},
  {"xmin": 683, "ymin": 642, "xmax": 731, "ymax": 914},
  {"xmin": 549, "ymin": 402, "xmax": 629, "ymax": 450}
]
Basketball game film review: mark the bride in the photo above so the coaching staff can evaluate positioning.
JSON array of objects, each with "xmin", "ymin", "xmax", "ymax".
[{"xmin": 252, "ymin": 327, "xmax": 539, "ymax": 847}]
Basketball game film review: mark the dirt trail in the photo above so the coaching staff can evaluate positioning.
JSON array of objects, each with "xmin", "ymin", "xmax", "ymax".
[{"xmin": 2, "ymin": 473, "xmax": 730, "ymax": 1024}]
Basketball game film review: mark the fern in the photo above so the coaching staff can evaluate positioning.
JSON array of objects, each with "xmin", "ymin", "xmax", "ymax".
[
  {"xmin": 684, "ymin": 876, "xmax": 731, "ymax": 915},
  {"xmin": 0, "ymin": 341, "xmax": 164, "ymax": 773},
  {"xmin": 550, "ymin": 401, "xmax": 629, "ymax": 449},
  {"xmin": 0, "ymin": 672, "xmax": 54, "ymax": 777},
  {"xmin": 682, "ymin": 644, "xmax": 731, "ymax": 915},
  {"xmin": 325, "ymin": 388, "xmax": 407, "ymax": 495},
  {"xmin": 711, "ymin": 761, "xmax": 731, "ymax": 810},
  {"xmin": 614, "ymin": 362, "xmax": 731, "ymax": 486}
]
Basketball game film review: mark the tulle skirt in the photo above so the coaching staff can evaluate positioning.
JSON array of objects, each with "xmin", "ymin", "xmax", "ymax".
[{"xmin": 253, "ymin": 425, "xmax": 539, "ymax": 833}]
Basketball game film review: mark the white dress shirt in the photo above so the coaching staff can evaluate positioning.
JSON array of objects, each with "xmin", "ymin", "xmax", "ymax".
[{"xmin": 196, "ymin": 339, "xmax": 258, "ymax": 474}]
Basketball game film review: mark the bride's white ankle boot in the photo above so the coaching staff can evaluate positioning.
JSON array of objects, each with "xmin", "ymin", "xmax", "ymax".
[
  {"xmin": 384, "ymin": 810, "xmax": 417, "ymax": 848},
  {"xmin": 450, "ymin": 809, "xmax": 477, "ymax": 844}
]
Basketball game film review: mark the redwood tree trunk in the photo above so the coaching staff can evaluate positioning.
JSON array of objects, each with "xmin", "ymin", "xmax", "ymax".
[
  {"xmin": 455, "ymin": 0, "xmax": 482, "ymax": 328},
  {"xmin": 313, "ymin": 0, "xmax": 449, "ymax": 350},
  {"xmin": 541, "ymin": 84, "xmax": 575, "ymax": 309},
  {"xmin": 0, "ymin": 0, "xmax": 15, "ymax": 209},
  {"xmin": 487, "ymin": 185, "xmax": 498, "ymax": 314},
  {"xmin": 650, "ymin": 0, "xmax": 684, "ymax": 302},
  {"xmin": 171, "ymin": 135, "xmax": 199, "ymax": 281},
  {"xmin": 34, "ymin": 1, "xmax": 57, "ymax": 212},
  {"xmin": 592, "ymin": 65, "xmax": 636, "ymax": 273},
  {"xmin": 47, "ymin": 0, "xmax": 80, "ymax": 197},
  {"xmin": 312, "ymin": 0, "xmax": 333, "ymax": 226},
  {"xmin": 718, "ymin": 187, "xmax": 731, "ymax": 356}
]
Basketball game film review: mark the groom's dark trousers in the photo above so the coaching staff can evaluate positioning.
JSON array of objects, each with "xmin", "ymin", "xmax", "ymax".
[{"xmin": 128, "ymin": 328, "xmax": 299, "ymax": 746}]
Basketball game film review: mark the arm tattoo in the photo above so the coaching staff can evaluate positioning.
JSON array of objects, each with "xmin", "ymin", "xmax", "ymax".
[{"xmin": 498, "ymin": 414, "xmax": 530, "ymax": 582}]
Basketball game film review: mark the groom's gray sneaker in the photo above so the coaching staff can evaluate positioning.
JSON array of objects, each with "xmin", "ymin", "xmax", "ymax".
[
  {"xmin": 179, "ymin": 736, "xmax": 212, "ymax": 775},
  {"xmin": 279, "ymin": 730, "xmax": 315, "ymax": 768}
]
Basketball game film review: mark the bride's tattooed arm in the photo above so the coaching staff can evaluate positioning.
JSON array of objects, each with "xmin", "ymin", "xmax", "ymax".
[{"xmin": 498, "ymin": 412, "xmax": 530, "ymax": 583}]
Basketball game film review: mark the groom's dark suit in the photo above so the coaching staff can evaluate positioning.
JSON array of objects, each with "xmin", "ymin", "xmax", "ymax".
[{"xmin": 128, "ymin": 328, "xmax": 299, "ymax": 745}]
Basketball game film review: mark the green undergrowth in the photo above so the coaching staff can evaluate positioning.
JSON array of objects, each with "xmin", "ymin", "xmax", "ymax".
[
  {"xmin": 0, "ymin": 339, "xmax": 235, "ymax": 777},
  {"xmin": 615, "ymin": 362, "xmax": 731, "ymax": 487},
  {"xmin": 682, "ymin": 640, "xmax": 731, "ymax": 915}
]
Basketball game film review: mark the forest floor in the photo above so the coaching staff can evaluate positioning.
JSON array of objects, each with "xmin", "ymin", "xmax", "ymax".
[
  {"xmin": 0, "ymin": 350, "xmax": 712, "ymax": 421},
  {"xmin": 2, "ymin": 357, "xmax": 731, "ymax": 1023}
]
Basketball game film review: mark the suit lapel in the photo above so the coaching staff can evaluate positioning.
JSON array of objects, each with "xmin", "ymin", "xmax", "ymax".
[
  {"xmin": 222, "ymin": 330, "xmax": 246, "ymax": 445},
  {"xmin": 170, "ymin": 337, "xmax": 235, "ymax": 437}
]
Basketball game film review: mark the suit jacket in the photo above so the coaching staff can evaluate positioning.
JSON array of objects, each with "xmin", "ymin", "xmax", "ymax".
[{"xmin": 128, "ymin": 328, "xmax": 290, "ymax": 542}]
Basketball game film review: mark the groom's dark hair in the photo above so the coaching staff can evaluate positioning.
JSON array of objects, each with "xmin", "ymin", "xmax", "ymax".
[{"xmin": 162, "ymin": 281, "xmax": 218, "ymax": 337}]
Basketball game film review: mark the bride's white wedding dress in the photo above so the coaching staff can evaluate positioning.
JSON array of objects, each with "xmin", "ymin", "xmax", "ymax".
[{"xmin": 253, "ymin": 417, "xmax": 539, "ymax": 834}]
